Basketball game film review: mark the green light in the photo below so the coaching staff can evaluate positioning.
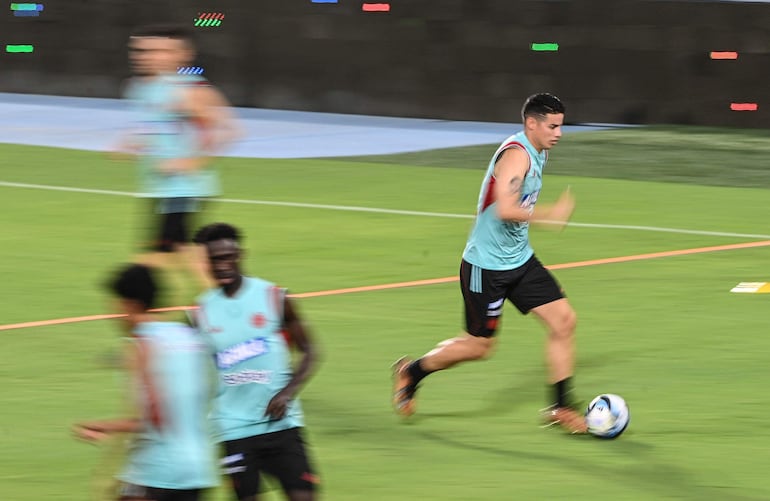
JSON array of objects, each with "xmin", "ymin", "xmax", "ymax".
[
  {"xmin": 6, "ymin": 44, "xmax": 34, "ymax": 53},
  {"xmin": 10, "ymin": 3, "xmax": 38, "ymax": 10},
  {"xmin": 531, "ymin": 43, "xmax": 559, "ymax": 52}
]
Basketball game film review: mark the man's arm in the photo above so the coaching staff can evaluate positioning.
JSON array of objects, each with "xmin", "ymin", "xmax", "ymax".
[
  {"xmin": 493, "ymin": 147, "xmax": 575, "ymax": 228},
  {"xmin": 264, "ymin": 296, "xmax": 319, "ymax": 420},
  {"xmin": 73, "ymin": 335, "xmax": 163, "ymax": 441},
  {"xmin": 493, "ymin": 148, "xmax": 533, "ymax": 222},
  {"xmin": 161, "ymin": 84, "xmax": 242, "ymax": 174},
  {"xmin": 72, "ymin": 418, "xmax": 143, "ymax": 442}
]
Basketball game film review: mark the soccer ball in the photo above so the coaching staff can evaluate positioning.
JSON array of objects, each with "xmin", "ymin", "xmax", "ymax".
[{"xmin": 585, "ymin": 394, "xmax": 630, "ymax": 439}]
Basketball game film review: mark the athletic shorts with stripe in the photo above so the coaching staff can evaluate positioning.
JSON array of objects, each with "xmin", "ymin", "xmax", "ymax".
[
  {"xmin": 460, "ymin": 255, "xmax": 565, "ymax": 338},
  {"xmin": 221, "ymin": 427, "xmax": 319, "ymax": 499}
]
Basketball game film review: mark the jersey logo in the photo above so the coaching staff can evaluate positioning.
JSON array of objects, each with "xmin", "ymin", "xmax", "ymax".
[
  {"xmin": 251, "ymin": 313, "xmax": 266, "ymax": 328},
  {"xmin": 520, "ymin": 190, "xmax": 540, "ymax": 209},
  {"xmin": 216, "ymin": 337, "xmax": 269, "ymax": 369}
]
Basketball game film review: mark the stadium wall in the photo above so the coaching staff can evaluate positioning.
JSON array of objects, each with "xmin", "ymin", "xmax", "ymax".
[{"xmin": 1, "ymin": 0, "xmax": 767, "ymax": 127}]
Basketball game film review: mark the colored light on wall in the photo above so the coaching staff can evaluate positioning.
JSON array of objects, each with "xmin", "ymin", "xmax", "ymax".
[
  {"xmin": 710, "ymin": 51, "xmax": 738, "ymax": 60},
  {"xmin": 6, "ymin": 44, "xmax": 34, "ymax": 53},
  {"xmin": 10, "ymin": 2, "xmax": 43, "ymax": 16},
  {"xmin": 178, "ymin": 66, "xmax": 205, "ymax": 75},
  {"xmin": 10, "ymin": 3, "xmax": 44, "ymax": 10},
  {"xmin": 362, "ymin": 3, "xmax": 390, "ymax": 12},
  {"xmin": 311, "ymin": 0, "xmax": 339, "ymax": 3},
  {"xmin": 531, "ymin": 43, "xmax": 559, "ymax": 51},
  {"xmin": 194, "ymin": 13, "xmax": 224, "ymax": 27},
  {"xmin": 730, "ymin": 103, "xmax": 758, "ymax": 111}
]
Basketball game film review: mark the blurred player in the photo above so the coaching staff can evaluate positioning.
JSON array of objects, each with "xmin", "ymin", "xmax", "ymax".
[
  {"xmin": 392, "ymin": 93, "xmax": 588, "ymax": 433},
  {"xmin": 194, "ymin": 223, "xmax": 320, "ymax": 501},
  {"xmin": 117, "ymin": 24, "xmax": 241, "ymax": 300},
  {"xmin": 73, "ymin": 264, "xmax": 218, "ymax": 500}
]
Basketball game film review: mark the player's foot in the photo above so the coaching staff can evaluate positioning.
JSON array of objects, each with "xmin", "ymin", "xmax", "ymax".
[
  {"xmin": 391, "ymin": 356, "xmax": 416, "ymax": 417},
  {"xmin": 540, "ymin": 405, "xmax": 588, "ymax": 434}
]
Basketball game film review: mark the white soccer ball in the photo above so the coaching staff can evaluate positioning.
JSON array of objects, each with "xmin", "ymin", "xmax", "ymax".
[{"xmin": 585, "ymin": 394, "xmax": 630, "ymax": 439}]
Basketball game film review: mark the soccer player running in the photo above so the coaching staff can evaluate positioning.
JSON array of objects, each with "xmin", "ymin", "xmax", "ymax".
[
  {"xmin": 392, "ymin": 93, "xmax": 588, "ymax": 433},
  {"xmin": 194, "ymin": 223, "xmax": 320, "ymax": 501},
  {"xmin": 117, "ymin": 24, "xmax": 241, "ymax": 296},
  {"xmin": 73, "ymin": 264, "xmax": 218, "ymax": 500}
]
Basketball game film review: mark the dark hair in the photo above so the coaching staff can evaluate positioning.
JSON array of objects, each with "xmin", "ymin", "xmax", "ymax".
[
  {"xmin": 521, "ymin": 93, "xmax": 565, "ymax": 122},
  {"xmin": 131, "ymin": 23, "xmax": 195, "ymax": 47},
  {"xmin": 194, "ymin": 222, "xmax": 241, "ymax": 245},
  {"xmin": 109, "ymin": 263, "xmax": 159, "ymax": 310}
]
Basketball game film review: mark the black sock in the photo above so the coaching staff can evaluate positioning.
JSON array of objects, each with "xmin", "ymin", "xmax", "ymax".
[
  {"xmin": 407, "ymin": 358, "xmax": 432, "ymax": 389},
  {"xmin": 552, "ymin": 377, "xmax": 574, "ymax": 408}
]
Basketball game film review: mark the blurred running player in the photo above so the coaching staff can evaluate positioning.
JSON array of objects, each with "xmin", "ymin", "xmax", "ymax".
[
  {"xmin": 116, "ymin": 24, "xmax": 241, "ymax": 299},
  {"xmin": 73, "ymin": 264, "xmax": 218, "ymax": 500}
]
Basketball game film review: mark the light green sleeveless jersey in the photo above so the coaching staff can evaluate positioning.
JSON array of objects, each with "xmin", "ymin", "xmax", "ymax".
[
  {"xmin": 197, "ymin": 277, "xmax": 305, "ymax": 442},
  {"xmin": 119, "ymin": 321, "xmax": 218, "ymax": 490},
  {"xmin": 124, "ymin": 74, "xmax": 220, "ymax": 199},
  {"xmin": 462, "ymin": 131, "xmax": 546, "ymax": 271}
]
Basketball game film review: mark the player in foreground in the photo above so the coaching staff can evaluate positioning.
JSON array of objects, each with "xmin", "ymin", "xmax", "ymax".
[
  {"xmin": 117, "ymin": 24, "xmax": 241, "ymax": 300},
  {"xmin": 194, "ymin": 223, "xmax": 321, "ymax": 501},
  {"xmin": 392, "ymin": 93, "xmax": 588, "ymax": 433},
  {"xmin": 73, "ymin": 264, "xmax": 218, "ymax": 500}
]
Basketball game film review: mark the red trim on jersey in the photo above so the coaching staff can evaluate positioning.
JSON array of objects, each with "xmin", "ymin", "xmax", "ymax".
[
  {"xmin": 480, "ymin": 141, "xmax": 531, "ymax": 213},
  {"xmin": 480, "ymin": 175, "xmax": 497, "ymax": 213},
  {"xmin": 271, "ymin": 286, "xmax": 294, "ymax": 349},
  {"xmin": 270, "ymin": 286, "xmax": 282, "ymax": 318}
]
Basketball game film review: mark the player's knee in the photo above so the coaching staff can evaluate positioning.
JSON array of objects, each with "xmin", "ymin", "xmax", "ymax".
[
  {"xmin": 551, "ymin": 308, "xmax": 577, "ymax": 339},
  {"xmin": 465, "ymin": 336, "xmax": 495, "ymax": 360}
]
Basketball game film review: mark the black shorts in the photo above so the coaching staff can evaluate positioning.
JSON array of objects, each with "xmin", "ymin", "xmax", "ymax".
[
  {"xmin": 460, "ymin": 255, "xmax": 565, "ymax": 338},
  {"xmin": 118, "ymin": 482, "xmax": 204, "ymax": 501},
  {"xmin": 222, "ymin": 427, "xmax": 318, "ymax": 499},
  {"xmin": 144, "ymin": 197, "xmax": 203, "ymax": 253}
]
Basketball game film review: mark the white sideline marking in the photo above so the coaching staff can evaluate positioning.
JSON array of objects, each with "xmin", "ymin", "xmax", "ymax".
[{"xmin": 2, "ymin": 180, "xmax": 770, "ymax": 239}]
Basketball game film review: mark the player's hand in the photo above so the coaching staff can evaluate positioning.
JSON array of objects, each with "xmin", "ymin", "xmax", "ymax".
[
  {"xmin": 265, "ymin": 389, "xmax": 294, "ymax": 420},
  {"xmin": 72, "ymin": 423, "xmax": 110, "ymax": 443},
  {"xmin": 550, "ymin": 187, "xmax": 575, "ymax": 228}
]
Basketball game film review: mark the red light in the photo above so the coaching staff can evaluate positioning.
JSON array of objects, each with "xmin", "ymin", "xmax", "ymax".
[
  {"xmin": 730, "ymin": 103, "xmax": 758, "ymax": 111},
  {"xmin": 710, "ymin": 51, "xmax": 738, "ymax": 60},
  {"xmin": 362, "ymin": 3, "xmax": 390, "ymax": 12}
]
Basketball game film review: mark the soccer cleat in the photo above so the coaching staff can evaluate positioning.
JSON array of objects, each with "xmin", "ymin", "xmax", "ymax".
[
  {"xmin": 540, "ymin": 405, "xmax": 589, "ymax": 434},
  {"xmin": 391, "ymin": 356, "xmax": 416, "ymax": 417}
]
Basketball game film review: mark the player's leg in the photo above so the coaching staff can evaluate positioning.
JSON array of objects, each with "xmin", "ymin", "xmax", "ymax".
[
  {"xmin": 221, "ymin": 437, "xmax": 262, "ymax": 501},
  {"xmin": 509, "ymin": 256, "xmax": 586, "ymax": 433},
  {"xmin": 532, "ymin": 298, "xmax": 576, "ymax": 385},
  {"xmin": 260, "ymin": 428, "xmax": 319, "ymax": 501},
  {"xmin": 392, "ymin": 260, "xmax": 501, "ymax": 416},
  {"xmin": 177, "ymin": 241, "xmax": 214, "ymax": 290},
  {"xmin": 133, "ymin": 199, "xmax": 174, "ymax": 268}
]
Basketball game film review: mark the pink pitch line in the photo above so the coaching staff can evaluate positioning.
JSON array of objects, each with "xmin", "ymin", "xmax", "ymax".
[{"xmin": 2, "ymin": 239, "xmax": 769, "ymax": 331}]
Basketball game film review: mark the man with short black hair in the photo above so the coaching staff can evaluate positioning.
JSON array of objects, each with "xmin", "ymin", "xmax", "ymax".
[
  {"xmin": 194, "ymin": 223, "xmax": 321, "ymax": 501},
  {"xmin": 393, "ymin": 93, "xmax": 588, "ymax": 434}
]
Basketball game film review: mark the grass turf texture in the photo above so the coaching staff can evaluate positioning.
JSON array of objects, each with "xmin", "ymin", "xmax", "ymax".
[{"xmin": 1, "ymin": 126, "xmax": 769, "ymax": 500}]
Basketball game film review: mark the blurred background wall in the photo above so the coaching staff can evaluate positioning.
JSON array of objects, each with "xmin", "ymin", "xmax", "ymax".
[{"xmin": 1, "ymin": 0, "xmax": 767, "ymax": 127}]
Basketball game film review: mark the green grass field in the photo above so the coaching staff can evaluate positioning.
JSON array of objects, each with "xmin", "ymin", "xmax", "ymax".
[{"xmin": 1, "ymin": 126, "xmax": 769, "ymax": 500}]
